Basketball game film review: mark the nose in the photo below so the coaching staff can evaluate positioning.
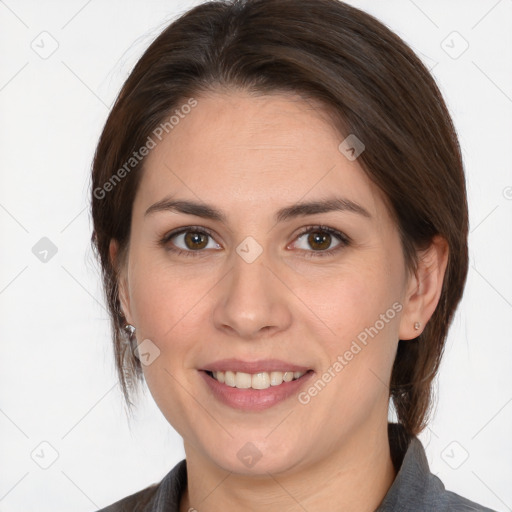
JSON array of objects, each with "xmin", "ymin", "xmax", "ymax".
[{"xmin": 212, "ymin": 251, "xmax": 292, "ymax": 340}]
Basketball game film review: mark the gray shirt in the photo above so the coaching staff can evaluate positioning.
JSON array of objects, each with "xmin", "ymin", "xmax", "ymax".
[{"xmin": 97, "ymin": 423, "xmax": 497, "ymax": 511}]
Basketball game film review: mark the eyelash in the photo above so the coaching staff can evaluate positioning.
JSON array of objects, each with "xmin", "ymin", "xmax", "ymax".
[{"xmin": 158, "ymin": 224, "xmax": 350, "ymax": 259}]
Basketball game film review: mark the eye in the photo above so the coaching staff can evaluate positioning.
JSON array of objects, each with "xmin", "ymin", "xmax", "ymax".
[
  {"xmin": 291, "ymin": 225, "xmax": 350, "ymax": 258},
  {"xmin": 159, "ymin": 227, "xmax": 221, "ymax": 257},
  {"xmin": 159, "ymin": 225, "xmax": 350, "ymax": 259}
]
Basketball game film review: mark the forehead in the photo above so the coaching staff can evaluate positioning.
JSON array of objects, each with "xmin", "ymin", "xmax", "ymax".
[{"xmin": 135, "ymin": 90, "xmax": 386, "ymax": 220}]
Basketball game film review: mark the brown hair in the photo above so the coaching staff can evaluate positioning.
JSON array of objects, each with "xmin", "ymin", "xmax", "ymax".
[{"xmin": 91, "ymin": 0, "xmax": 468, "ymax": 437}]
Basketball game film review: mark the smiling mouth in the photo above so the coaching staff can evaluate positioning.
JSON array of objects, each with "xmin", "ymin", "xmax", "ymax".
[{"xmin": 204, "ymin": 369, "xmax": 313, "ymax": 390}]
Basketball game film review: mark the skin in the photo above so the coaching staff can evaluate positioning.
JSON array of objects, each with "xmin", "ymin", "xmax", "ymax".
[{"xmin": 111, "ymin": 89, "xmax": 448, "ymax": 512}]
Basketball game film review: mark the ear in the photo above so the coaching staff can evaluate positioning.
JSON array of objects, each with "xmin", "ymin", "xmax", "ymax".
[
  {"xmin": 398, "ymin": 235, "xmax": 449, "ymax": 340},
  {"xmin": 109, "ymin": 239, "xmax": 133, "ymax": 326}
]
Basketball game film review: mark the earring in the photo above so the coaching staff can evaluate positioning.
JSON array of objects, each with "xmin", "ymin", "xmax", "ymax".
[
  {"xmin": 414, "ymin": 321, "xmax": 421, "ymax": 330},
  {"xmin": 125, "ymin": 324, "xmax": 136, "ymax": 335}
]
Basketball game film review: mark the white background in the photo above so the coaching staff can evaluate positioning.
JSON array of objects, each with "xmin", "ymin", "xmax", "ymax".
[{"xmin": 0, "ymin": 1, "xmax": 511, "ymax": 511}]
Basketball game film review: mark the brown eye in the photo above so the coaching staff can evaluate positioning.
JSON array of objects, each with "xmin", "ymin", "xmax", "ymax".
[
  {"xmin": 183, "ymin": 231, "xmax": 209, "ymax": 250},
  {"xmin": 292, "ymin": 225, "xmax": 350, "ymax": 259},
  {"xmin": 307, "ymin": 231, "xmax": 332, "ymax": 251},
  {"xmin": 160, "ymin": 227, "xmax": 221, "ymax": 257}
]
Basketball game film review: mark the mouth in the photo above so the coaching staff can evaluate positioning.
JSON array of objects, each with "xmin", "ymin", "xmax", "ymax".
[
  {"xmin": 203, "ymin": 369, "xmax": 314, "ymax": 390},
  {"xmin": 199, "ymin": 361, "xmax": 316, "ymax": 410}
]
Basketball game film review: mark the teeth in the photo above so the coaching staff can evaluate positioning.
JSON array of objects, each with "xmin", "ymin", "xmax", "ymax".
[{"xmin": 211, "ymin": 370, "xmax": 307, "ymax": 389}]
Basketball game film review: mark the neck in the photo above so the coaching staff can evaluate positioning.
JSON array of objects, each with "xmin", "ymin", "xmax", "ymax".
[{"xmin": 180, "ymin": 420, "xmax": 397, "ymax": 512}]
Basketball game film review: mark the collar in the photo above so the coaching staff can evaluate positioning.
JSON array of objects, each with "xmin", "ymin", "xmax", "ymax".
[{"xmin": 375, "ymin": 422, "xmax": 435, "ymax": 510}]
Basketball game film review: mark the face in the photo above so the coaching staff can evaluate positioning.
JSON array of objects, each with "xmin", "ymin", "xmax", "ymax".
[{"xmin": 116, "ymin": 90, "xmax": 415, "ymax": 475}]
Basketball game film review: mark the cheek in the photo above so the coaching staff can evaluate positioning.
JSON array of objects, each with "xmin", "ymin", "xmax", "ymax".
[
  {"xmin": 304, "ymin": 258, "xmax": 402, "ymax": 386},
  {"xmin": 127, "ymin": 254, "xmax": 220, "ymax": 374},
  {"xmin": 301, "ymin": 271, "xmax": 401, "ymax": 419},
  {"xmin": 312, "ymin": 260, "xmax": 397, "ymax": 334},
  {"xmin": 128, "ymin": 252, "xmax": 195, "ymax": 334},
  {"xmin": 127, "ymin": 258, "xmax": 207, "ymax": 433}
]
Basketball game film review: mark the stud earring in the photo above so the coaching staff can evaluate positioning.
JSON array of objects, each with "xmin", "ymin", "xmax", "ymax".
[
  {"xmin": 125, "ymin": 324, "xmax": 136, "ymax": 335},
  {"xmin": 414, "ymin": 321, "xmax": 421, "ymax": 330}
]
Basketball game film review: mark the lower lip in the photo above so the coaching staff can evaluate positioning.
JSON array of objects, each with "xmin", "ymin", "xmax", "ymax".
[{"xmin": 199, "ymin": 370, "xmax": 315, "ymax": 411}]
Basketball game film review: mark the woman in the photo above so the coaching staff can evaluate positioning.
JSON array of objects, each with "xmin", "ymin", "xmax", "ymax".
[{"xmin": 90, "ymin": 0, "xmax": 497, "ymax": 510}]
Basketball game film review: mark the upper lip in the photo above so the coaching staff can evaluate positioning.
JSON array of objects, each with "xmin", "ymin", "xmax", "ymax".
[{"xmin": 200, "ymin": 358, "xmax": 311, "ymax": 374}]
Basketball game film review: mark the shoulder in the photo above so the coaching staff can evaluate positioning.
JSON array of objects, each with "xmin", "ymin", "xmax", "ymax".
[
  {"xmin": 95, "ymin": 483, "xmax": 159, "ymax": 512},
  {"xmin": 380, "ymin": 424, "xmax": 498, "ymax": 512},
  {"xmin": 428, "ymin": 474, "xmax": 498, "ymax": 512},
  {"xmin": 95, "ymin": 459, "xmax": 187, "ymax": 512}
]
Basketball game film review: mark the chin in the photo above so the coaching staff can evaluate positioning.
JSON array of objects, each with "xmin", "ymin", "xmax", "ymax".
[{"xmin": 204, "ymin": 437, "xmax": 307, "ymax": 477}]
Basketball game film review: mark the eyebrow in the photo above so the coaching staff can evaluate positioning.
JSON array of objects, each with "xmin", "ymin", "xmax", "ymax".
[{"xmin": 144, "ymin": 196, "xmax": 371, "ymax": 223}]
